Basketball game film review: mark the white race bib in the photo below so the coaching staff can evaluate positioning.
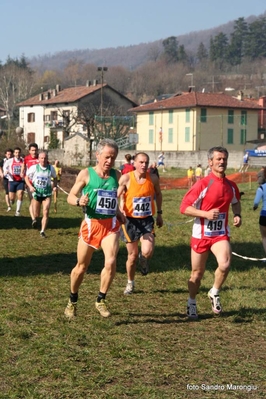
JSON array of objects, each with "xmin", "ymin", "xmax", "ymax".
[
  {"xmin": 133, "ymin": 196, "xmax": 152, "ymax": 217},
  {"xmin": 96, "ymin": 189, "xmax": 117, "ymax": 215},
  {"xmin": 204, "ymin": 212, "xmax": 226, "ymax": 237}
]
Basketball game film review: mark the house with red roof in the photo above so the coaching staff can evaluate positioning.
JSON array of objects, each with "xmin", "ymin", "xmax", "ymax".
[
  {"xmin": 17, "ymin": 82, "xmax": 137, "ymax": 148},
  {"xmin": 129, "ymin": 91, "xmax": 266, "ymax": 152}
]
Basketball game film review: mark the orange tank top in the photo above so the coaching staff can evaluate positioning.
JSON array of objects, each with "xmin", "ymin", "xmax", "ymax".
[{"xmin": 124, "ymin": 171, "xmax": 155, "ymax": 218}]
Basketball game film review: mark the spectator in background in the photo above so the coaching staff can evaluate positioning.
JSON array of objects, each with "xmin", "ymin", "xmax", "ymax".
[
  {"xmin": 257, "ymin": 166, "xmax": 266, "ymax": 185},
  {"xmin": 239, "ymin": 151, "xmax": 249, "ymax": 173},
  {"xmin": 187, "ymin": 166, "xmax": 194, "ymax": 188},
  {"xmin": 121, "ymin": 153, "xmax": 135, "ymax": 175},
  {"xmin": 158, "ymin": 152, "xmax": 166, "ymax": 172},
  {"xmin": 0, "ymin": 148, "xmax": 13, "ymax": 211},
  {"xmin": 195, "ymin": 164, "xmax": 203, "ymax": 181}
]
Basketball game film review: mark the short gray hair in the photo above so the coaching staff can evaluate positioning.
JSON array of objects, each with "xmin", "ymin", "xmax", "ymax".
[
  {"xmin": 97, "ymin": 139, "xmax": 118, "ymax": 155},
  {"xmin": 207, "ymin": 146, "xmax": 228, "ymax": 160}
]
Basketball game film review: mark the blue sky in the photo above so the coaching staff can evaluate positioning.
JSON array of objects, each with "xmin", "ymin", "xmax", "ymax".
[{"xmin": 1, "ymin": 0, "xmax": 265, "ymax": 62}]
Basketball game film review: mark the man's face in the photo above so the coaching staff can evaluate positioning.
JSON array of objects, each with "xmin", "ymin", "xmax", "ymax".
[
  {"xmin": 39, "ymin": 153, "xmax": 48, "ymax": 166},
  {"xmin": 5, "ymin": 151, "xmax": 13, "ymax": 159},
  {"xmin": 29, "ymin": 147, "xmax": 38, "ymax": 158},
  {"xmin": 96, "ymin": 146, "xmax": 117, "ymax": 171},
  {"xmin": 134, "ymin": 154, "xmax": 149, "ymax": 173},
  {"xmin": 14, "ymin": 149, "xmax": 21, "ymax": 159},
  {"xmin": 209, "ymin": 151, "xmax": 228, "ymax": 174}
]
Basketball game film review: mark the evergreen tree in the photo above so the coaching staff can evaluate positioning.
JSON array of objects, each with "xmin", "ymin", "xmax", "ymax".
[
  {"xmin": 227, "ymin": 17, "xmax": 248, "ymax": 65},
  {"xmin": 244, "ymin": 18, "xmax": 266, "ymax": 59},
  {"xmin": 162, "ymin": 36, "xmax": 179, "ymax": 63},
  {"xmin": 197, "ymin": 42, "xmax": 208, "ymax": 62}
]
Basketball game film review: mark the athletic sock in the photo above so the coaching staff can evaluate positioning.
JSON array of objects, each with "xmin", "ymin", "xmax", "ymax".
[
  {"xmin": 70, "ymin": 292, "xmax": 78, "ymax": 303},
  {"xmin": 210, "ymin": 287, "xmax": 219, "ymax": 296},
  {"xmin": 188, "ymin": 298, "xmax": 196, "ymax": 305},
  {"xmin": 96, "ymin": 292, "xmax": 106, "ymax": 303},
  {"xmin": 128, "ymin": 280, "xmax": 134, "ymax": 284},
  {"xmin": 16, "ymin": 200, "xmax": 22, "ymax": 212}
]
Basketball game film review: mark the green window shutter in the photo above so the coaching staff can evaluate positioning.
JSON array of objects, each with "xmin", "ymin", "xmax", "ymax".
[
  {"xmin": 200, "ymin": 108, "xmax": 207, "ymax": 123},
  {"xmin": 169, "ymin": 110, "xmax": 173, "ymax": 124},
  {"xmin": 228, "ymin": 110, "xmax": 234, "ymax": 124},
  {"xmin": 185, "ymin": 127, "xmax": 190, "ymax": 142},
  {"xmin": 149, "ymin": 129, "xmax": 154, "ymax": 144},
  {"xmin": 149, "ymin": 112, "xmax": 154, "ymax": 125},
  {"xmin": 227, "ymin": 128, "xmax": 234, "ymax": 144},
  {"xmin": 240, "ymin": 129, "xmax": 246, "ymax": 144},
  {"xmin": 168, "ymin": 128, "xmax": 173, "ymax": 143},
  {"xmin": 241, "ymin": 111, "xmax": 247, "ymax": 126},
  {"xmin": 186, "ymin": 108, "xmax": 190, "ymax": 123}
]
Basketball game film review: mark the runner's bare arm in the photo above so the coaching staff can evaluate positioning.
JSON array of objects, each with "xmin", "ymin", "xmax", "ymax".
[{"xmin": 67, "ymin": 169, "xmax": 89, "ymax": 207}]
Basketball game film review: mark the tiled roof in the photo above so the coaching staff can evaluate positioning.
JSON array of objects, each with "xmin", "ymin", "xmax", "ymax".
[
  {"xmin": 17, "ymin": 84, "xmax": 137, "ymax": 107},
  {"xmin": 129, "ymin": 92, "xmax": 264, "ymax": 112}
]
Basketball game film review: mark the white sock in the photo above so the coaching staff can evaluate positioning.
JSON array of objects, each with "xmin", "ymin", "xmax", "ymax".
[
  {"xmin": 128, "ymin": 280, "xmax": 134, "ymax": 285},
  {"xmin": 210, "ymin": 287, "xmax": 219, "ymax": 296},
  {"xmin": 16, "ymin": 200, "xmax": 22, "ymax": 212},
  {"xmin": 188, "ymin": 298, "xmax": 196, "ymax": 305}
]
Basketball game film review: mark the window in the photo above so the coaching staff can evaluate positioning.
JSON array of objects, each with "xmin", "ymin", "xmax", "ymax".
[
  {"xmin": 200, "ymin": 108, "xmax": 207, "ymax": 123},
  {"xmin": 227, "ymin": 128, "xmax": 234, "ymax": 144},
  {"xmin": 149, "ymin": 112, "xmax": 154, "ymax": 125},
  {"xmin": 240, "ymin": 129, "xmax": 246, "ymax": 144},
  {"xmin": 44, "ymin": 135, "xmax": 49, "ymax": 143},
  {"xmin": 186, "ymin": 108, "xmax": 190, "ymax": 123},
  {"xmin": 228, "ymin": 110, "xmax": 234, "ymax": 124},
  {"xmin": 185, "ymin": 127, "xmax": 190, "ymax": 142},
  {"xmin": 51, "ymin": 111, "xmax": 58, "ymax": 121},
  {"xmin": 149, "ymin": 129, "xmax": 154, "ymax": 144},
  {"xmin": 168, "ymin": 128, "xmax": 173, "ymax": 143},
  {"xmin": 169, "ymin": 110, "xmax": 173, "ymax": 124},
  {"xmin": 27, "ymin": 113, "xmax": 35, "ymax": 123},
  {"xmin": 44, "ymin": 114, "xmax": 50, "ymax": 121},
  {"xmin": 241, "ymin": 111, "xmax": 247, "ymax": 125}
]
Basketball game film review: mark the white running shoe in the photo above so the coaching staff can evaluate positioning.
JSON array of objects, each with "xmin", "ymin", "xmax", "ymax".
[{"xmin": 124, "ymin": 282, "xmax": 135, "ymax": 295}]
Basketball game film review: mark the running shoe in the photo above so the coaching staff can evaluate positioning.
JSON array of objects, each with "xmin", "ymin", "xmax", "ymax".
[
  {"xmin": 95, "ymin": 299, "xmax": 111, "ymax": 317},
  {"xmin": 124, "ymin": 282, "xmax": 135, "ymax": 295},
  {"xmin": 6, "ymin": 206, "xmax": 11, "ymax": 212},
  {"xmin": 64, "ymin": 300, "xmax": 77, "ymax": 319},
  {"xmin": 15, "ymin": 211, "xmax": 20, "ymax": 217},
  {"xmin": 187, "ymin": 302, "xmax": 198, "ymax": 320},
  {"xmin": 208, "ymin": 290, "xmax": 222, "ymax": 314},
  {"xmin": 40, "ymin": 231, "xmax": 46, "ymax": 238},
  {"xmin": 32, "ymin": 219, "xmax": 37, "ymax": 229},
  {"xmin": 138, "ymin": 252, "xmax": 149, "ymax": 275}
]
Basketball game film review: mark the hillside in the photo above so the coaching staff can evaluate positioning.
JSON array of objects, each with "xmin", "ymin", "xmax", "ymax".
[{"xmin": 29, "ymin": 13, "xmax": 264, "ymax": 72}]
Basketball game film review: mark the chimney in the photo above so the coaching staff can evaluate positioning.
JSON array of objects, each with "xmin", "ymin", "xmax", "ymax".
[
  {"xmin": 39, "ymin": 93, "xmax": 43, "ymax": 101},
  {"xmin": 86, "ymin": 80, "xmax": 92, "ymax": 87},
  {"xmin": 237, "ymin": 91, "xmax": 244, "ymax": 101},
  {"xmin": 56, "ymin": 84, "xmax": 61, "ymax": 92},
  {"xmin": 93, "ymin": 79, "xmax": 98, "ymax": 86},
  {"xmin": 53, "ymin": 89, "xmax": 57, "ymax": 97}
]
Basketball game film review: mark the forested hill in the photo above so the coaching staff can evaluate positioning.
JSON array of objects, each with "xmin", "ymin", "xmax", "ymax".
[{"xmin": 30, "ymin": 13, "xmax": 264, "ymax": 72}]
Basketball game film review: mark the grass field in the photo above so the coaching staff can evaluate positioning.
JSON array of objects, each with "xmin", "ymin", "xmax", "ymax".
[{"xmin": 0, "ymin": 178, "xmax": 266, "ymax": 399}]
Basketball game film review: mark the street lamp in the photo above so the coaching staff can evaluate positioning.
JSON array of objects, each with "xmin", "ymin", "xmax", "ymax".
[
  {"xmin": 186, "ymin": 73, "xmax": 194, "ymax": 91},
  {"xmin": 97, "ymin": 66, "xmax": 108, "ymax": 119}
]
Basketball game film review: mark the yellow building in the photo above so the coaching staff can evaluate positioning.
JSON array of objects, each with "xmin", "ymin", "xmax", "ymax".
[{"xmin": 130, "ymin": 92, "xmax": 264, "ymax": 152}]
